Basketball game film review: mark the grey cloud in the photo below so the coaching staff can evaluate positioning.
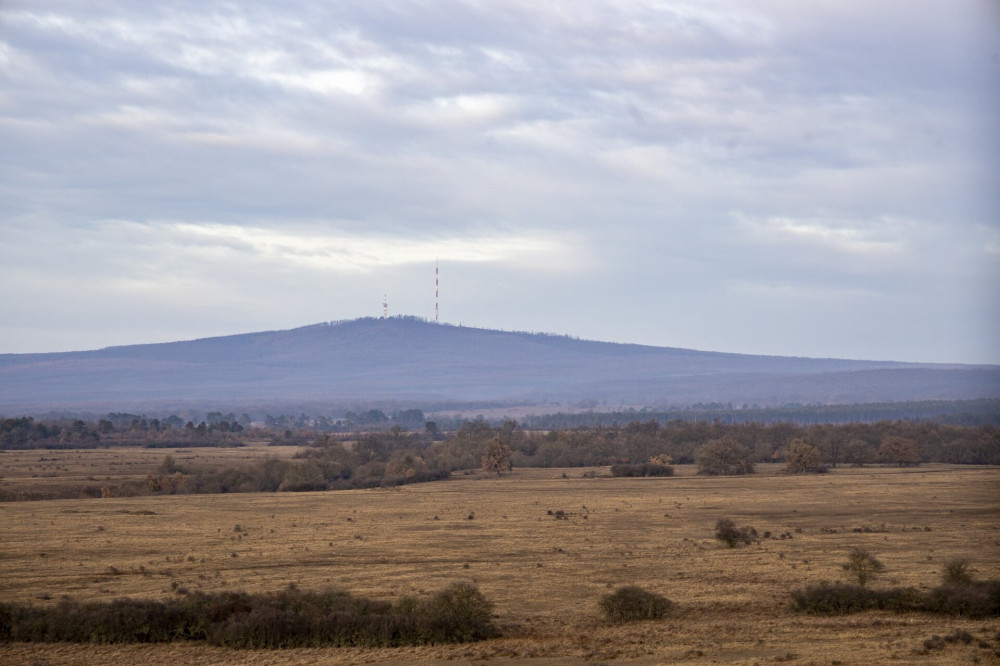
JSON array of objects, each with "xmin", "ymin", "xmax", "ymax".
[{"xmin": 0, "ymin": 0, "xmax": 996, "ymax": 363}]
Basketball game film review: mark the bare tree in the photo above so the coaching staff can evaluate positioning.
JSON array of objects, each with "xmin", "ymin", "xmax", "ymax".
[{"xmin": 842, "ymin": 548, "xmax": 885, "ymax": 586}]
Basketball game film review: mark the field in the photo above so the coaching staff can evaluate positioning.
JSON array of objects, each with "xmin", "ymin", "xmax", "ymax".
[
  {"xmin": 0, "ymin": 444, "xmax": 287, "ymax": 498},
  {"xmin": 1, "ymin": 452, "xmax": 998, "ymax": 665}
]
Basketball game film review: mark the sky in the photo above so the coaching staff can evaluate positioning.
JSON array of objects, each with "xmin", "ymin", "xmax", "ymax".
[{"xmin": 1, "ymin": 1, "xmax": 998, "ymax": 364}]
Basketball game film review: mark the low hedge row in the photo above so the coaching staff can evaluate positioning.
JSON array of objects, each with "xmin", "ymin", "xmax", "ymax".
[
  {"xmin": 0, "ymin": 583, "xmax": 497, "ymax": 648},
  {"xmin": 609, "ymin": 463, "xmax": 674, "ymax": 477},
  {"xmin": 791, "ymin": 580, "xmax": 1000, "ymax": 618}
]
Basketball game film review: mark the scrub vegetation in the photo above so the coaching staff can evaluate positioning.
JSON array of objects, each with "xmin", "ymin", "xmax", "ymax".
[
  {"xmin": 0, "ymin": 583, "xmax": 497, "ymax": 648},
  {"xmin": 2, "ymin": 415, "xmax": 998, "ymax": 500}
]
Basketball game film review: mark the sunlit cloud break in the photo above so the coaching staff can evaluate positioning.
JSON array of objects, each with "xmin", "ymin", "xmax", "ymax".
[
  {"xmin": 740, "ymin": 216, "xmax": 906, "ymax": 255},
  {"xmin": 112, "ymin": 221, "xmax": 572, "ymax": 273}
]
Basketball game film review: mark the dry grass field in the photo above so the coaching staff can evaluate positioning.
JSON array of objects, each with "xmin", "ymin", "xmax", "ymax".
[
  {"xmin": 1, "ymin": 458, "xmax": 998, "ymax": 665},
  {"xmin": 0, "ymin": 444, "xmax": 291, "ymax": 497}
]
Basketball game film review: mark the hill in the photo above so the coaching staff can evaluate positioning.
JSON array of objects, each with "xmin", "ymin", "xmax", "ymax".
[{"xmin": 1, "ymin": 317, "xmax": 997, "ymax": 414}]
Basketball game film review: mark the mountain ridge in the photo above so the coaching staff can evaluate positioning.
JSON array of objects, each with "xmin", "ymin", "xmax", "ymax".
[{"xmin": 1, "ymin": 317, "xmax": 997, "ymax": 414}]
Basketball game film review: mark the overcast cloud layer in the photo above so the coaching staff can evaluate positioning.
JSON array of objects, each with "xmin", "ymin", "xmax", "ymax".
[{"xmin": 2, "ymin": 1, "xmax": 998, "ymax": 363}]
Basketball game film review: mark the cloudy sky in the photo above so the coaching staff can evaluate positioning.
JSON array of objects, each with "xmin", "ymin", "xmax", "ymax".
[{"xmin": 2, "ymin": 1, "xmax": 998, "ymax": 364}]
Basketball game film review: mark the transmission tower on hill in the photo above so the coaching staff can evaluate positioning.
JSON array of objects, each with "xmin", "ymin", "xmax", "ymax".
[{"xmin": 435, "ymin": 258, "xmax": 439, "ymax": 323}]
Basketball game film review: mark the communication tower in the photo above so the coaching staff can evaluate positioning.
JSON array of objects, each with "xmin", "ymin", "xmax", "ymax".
[
  {"xmin": 382, "ymin": 294, "xmax": 387, "ymax": 319},
  {"xmin": 435, "ymin": 259, "xmax": 439, "ymax": 323}
]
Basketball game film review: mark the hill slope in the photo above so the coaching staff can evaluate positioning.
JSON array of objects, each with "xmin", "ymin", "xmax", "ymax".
[{"xmin": 1, "ymin": 317, "xmax": 997, "ymax": 413}]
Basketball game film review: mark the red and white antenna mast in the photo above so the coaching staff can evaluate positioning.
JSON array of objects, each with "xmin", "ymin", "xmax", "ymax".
[
  {"xmin": 435, "ymin": 258, "xmax": 439, "ymax": 323},
  {"xmin": 382, "ymin": 293, "xmax": 388, "ymax": 319}
]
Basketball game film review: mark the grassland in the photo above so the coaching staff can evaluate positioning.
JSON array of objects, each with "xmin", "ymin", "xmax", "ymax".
[
  {"xmin": 0, "ymin": 444, "xmax": 290, "ymax": 498},
  {"xmin": 1, "ymin": 456, "xmax": 998, "ymax": 664}
]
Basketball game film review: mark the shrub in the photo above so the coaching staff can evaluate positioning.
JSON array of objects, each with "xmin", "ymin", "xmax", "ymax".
[
  {"xmin": 921, "ymin": 635, "xmax": 946, "ymax": 652},
  {"xmin": 791, "ymin": 580, "xmax": 1000, "ymax": 618},
  {"xmin": 945, "ymin": 629, "xmax": 974, "ymax": 644},
  {"xmin": 790, "ymin": 582, "xmax": 923, "ymax": 615},
  {"xmin": 610, "ymin": 463, "xmax": 674, "ymax": 477},
  {"xmin": 924, "ymin": 581, "xmax": 1000, "ymax": 617},
  {"xmin": 210, "ymin": 607, "xmax": 313, "ymax": 648},
  {"xmin": 417, "ymin": 582, "xmax": 498, "ymax": 643},
  {"xmin": 941, "ymin": 558, "xmax": 973, "ymax": 585},
  {"xmin": 842, "ymin": 548, "xmax": 885, "ymax": 587},
  {"xmin": 715, "ymin": 518, "xmax": 759, "ymax": 547},
  {"xmin": 791, "ymin": 582, "xmax": 878, "ymax": 614},
  {"xmin": 0, "ymin": 584, "xmax": 499, "ymax": 647},
  {"xmin": 599, "ymin": 586, "xmax": 673, "ymax": 623},
  {"xmin": 696, "ymin": 438, "xmax": 754, "ymax": 476},
  {"xmin": 0, "ymin": 604, "xmax": 11, "ymax": 642},
  {"xmin": 157, "ymin": 455, "xmax": 184, "ymax": 475},
  {"xmin": 920, "ymin": 630, "xmax": 975, "ymax": 653}
]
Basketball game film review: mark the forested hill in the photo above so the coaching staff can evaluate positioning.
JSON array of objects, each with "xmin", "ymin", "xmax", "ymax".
[{"xmin": 1, "ymin": 316, "xmax": 998, "ymax": 414}]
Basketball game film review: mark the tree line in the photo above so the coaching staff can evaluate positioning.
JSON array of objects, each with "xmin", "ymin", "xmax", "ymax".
[
  {"xmin": 517, "ymin": 398, "xmax": 1000, "ymax": 428},
  {"xmin": 3, "ymin": 415, "xmax": 998, "ymax": 467},
  {"xmin": 0, "ymin": 416, "xmax": 246, "ymax": 450},
  {"xmin": 1, "ymin": 416, "xmax": 997, "ymax": 500},
  {"xmin": 494, "ymin": 419, "xmax": 999, "ymax": 468}
]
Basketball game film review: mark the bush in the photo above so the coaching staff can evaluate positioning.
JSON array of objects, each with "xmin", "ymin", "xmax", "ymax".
[
  {"xmin": 791, "ymin": 580, "xmax": 1000, "ymax": 618},
  {"xmin": 791, "ymin": 582, "xmax": 878, "ymax": 614},
  {"xmin": 0, "ymin": 584, "xmax": 499, "ymax": 647},
  {"xmin": 945, "ymin": 629, "xmax": 974, "ymax": 644},
  {"xmin": 4, "ymin": 597, "xmax": 203, "ymax": 643},
  {"xmin": 789, "ymin": 582, "xmax": 923, "ymax": 615},
  {"xmin": 715, "ymin": 518, "xmax": 759, "ymax": 547},
  {"xmin": 0, "ymin": 604, "xmax": 10, "ymax": 642},
  {"xmin": 941, "ymin": 558, "xmax": 973, "ymax": 585},
  {"xmin": 842, "ymin": 548, "xmax": 885, "ymax": 586},
  {"xmin": 599, "ymin": 586, "xmax": 673, "ymax": 623},
  {"xmin": 924, "ymin": 581, "xmax": 1000, "ymax": 617},
  {"xmin": 610, "ymin": 463, "xmax": 674, "ymax": 477},
  {"xmin": 417, "ymin": 582, "xmax": 499, "ymax": 643}
]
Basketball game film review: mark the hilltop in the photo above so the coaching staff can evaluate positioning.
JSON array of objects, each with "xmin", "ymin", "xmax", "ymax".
[{"xmin": 1, "ymin": 316, "xmax": 997, "ymax": 414}]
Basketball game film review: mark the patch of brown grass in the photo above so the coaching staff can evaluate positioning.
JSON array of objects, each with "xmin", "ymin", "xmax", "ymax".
[
  {"xmin": 1, "ymin": 464, "xmax": 998, "ymax": 664},
  {"xmin": 0, "ymin": 444, "xmax": 293, "ymax": 498}
]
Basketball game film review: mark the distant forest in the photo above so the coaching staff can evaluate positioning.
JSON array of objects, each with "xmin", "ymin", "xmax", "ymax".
[
  {"xmin": 514, "ymin": 398, "xmax": 1000, "ymax": 428},
  {"xmin": 13, "ymin": 397, "xmax": 999, "ymax": 432},
  {"xmin": 1, "ymin": 409, "xmax": 997, "ymax": 501}
]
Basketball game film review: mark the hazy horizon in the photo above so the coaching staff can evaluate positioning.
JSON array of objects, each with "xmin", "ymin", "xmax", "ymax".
[
  {"xmin": 0, "ymin": 315, "xmax": 994, "ymax": 367},
  {"xmin": 4, "ymin": 315, "xmax": 997, "ymax": 369}
]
